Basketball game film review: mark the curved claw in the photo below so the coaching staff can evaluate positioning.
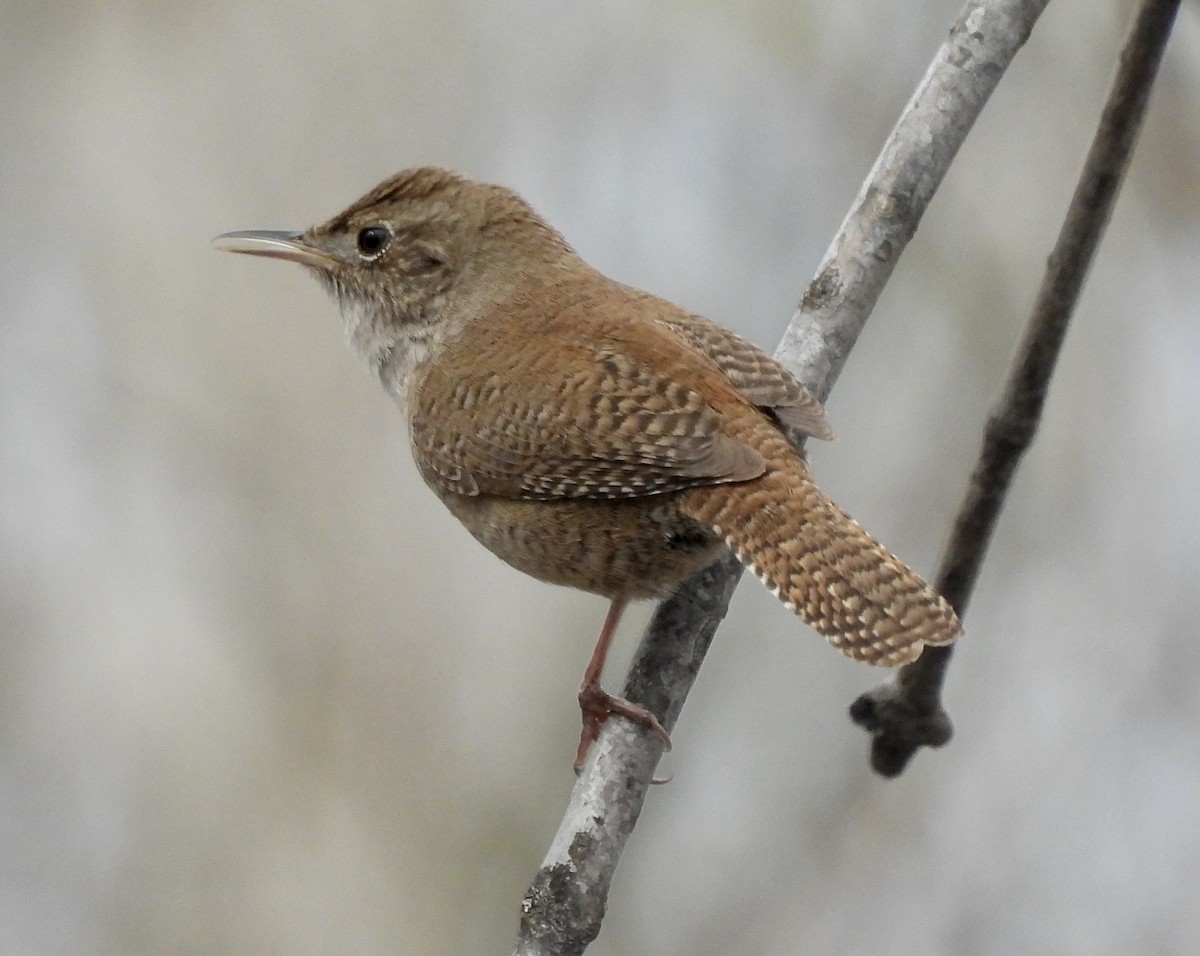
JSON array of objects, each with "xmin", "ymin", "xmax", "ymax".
[{"xmin": 574, "ymin": 685, "xmax": 672, "ymax": 773}]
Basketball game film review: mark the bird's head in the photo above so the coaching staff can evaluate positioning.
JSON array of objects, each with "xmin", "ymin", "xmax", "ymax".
[{"xmin": 214, "ymin": 166, "xmax": 573, "ymax": 383}]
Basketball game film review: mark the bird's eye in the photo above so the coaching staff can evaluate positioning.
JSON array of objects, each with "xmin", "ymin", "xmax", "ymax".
[{"xmin": 355, "ymin": 225, "xmax": 392, "ymax": 259}]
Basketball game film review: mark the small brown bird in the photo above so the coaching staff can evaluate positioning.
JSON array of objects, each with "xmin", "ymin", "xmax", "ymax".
[{"xmin": 214, "ymin": 167, "xmax": 960, "ymax": 768}]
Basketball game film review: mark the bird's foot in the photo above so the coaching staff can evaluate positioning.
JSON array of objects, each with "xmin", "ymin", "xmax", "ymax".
[{"xmin": 574, "ymin": 683, "xmax": 672, "ymax": 773}]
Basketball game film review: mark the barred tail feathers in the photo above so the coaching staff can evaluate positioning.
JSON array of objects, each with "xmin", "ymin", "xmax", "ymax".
[{"xmin": 682, "ymin": 449, "xmax": 961, "ymax": 667}]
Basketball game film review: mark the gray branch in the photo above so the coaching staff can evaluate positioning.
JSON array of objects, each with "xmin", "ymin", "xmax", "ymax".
[
  {"xmin": 851, "ymin": 0, "xmax": 1183, "ymax": 777},
  {"xmin": 514, "ymin": 1, "xmax": 1052, "ymax": 953}
]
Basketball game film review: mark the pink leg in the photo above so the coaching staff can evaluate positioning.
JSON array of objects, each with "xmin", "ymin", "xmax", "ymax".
[{"xmin": 574, "ymin": 597, "xmax": 672, "ymax": 772}]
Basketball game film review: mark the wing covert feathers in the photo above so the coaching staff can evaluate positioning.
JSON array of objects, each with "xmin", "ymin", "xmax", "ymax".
[
  {"xmin": 410, "ymin": 329, "xmax": 767, "ymax": 501},
  {"xmin": 648, "ymin": 307, "xmax": 835, "ymax": 441}
]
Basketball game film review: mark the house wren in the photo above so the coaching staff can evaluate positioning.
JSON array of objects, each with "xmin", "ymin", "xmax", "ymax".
[{"xmin": 214, "ymin": 167, "xmax": 961, "ymax": 768}]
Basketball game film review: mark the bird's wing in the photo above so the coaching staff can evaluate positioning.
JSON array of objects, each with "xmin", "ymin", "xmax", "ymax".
[
  {"xmin": 409, "ymin": 313, "xmax": 766, "ymax": 501},
  {"xmin": 647, "ymin": 305, "xmax": 834, "ymax": 441}
]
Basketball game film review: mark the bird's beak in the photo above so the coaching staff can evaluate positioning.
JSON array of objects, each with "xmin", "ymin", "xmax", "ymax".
[{"xmin": 211, "ymin": 230, "xmax": 340, "ymax": 269}]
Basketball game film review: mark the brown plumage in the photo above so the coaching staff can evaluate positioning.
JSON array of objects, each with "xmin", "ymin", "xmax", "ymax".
[{"xmin": 213, "ymin": 166, "xmax": 961, "ymax": 767}]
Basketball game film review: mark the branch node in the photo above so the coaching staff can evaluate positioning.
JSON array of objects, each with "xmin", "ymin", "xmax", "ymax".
[
  {"xmin": 800, "ymin": 266, "xmax": 841, "ymax": 312},
  {"xmin": 849, "ymin": 679, "xmax": 955, "ymax": 778}
]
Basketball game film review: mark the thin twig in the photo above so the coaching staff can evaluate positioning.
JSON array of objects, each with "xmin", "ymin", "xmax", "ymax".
[
  {"xmin": 851, "ymin": 0, "xmax": 1183, "ymax": 778},
  {"xmin": 514, "ymin": 1, "xmax": 1051, "ymax": 953}
]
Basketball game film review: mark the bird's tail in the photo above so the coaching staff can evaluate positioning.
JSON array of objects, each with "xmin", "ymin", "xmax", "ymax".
[{"xmin": 682, "ymin": 434, "xmax": 961, "ymax": 667}]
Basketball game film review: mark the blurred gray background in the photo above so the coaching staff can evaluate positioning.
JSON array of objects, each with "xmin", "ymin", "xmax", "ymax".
[{"xmin": 3, "ymin": 1, "xmax": 1199, "ymax": 953}]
